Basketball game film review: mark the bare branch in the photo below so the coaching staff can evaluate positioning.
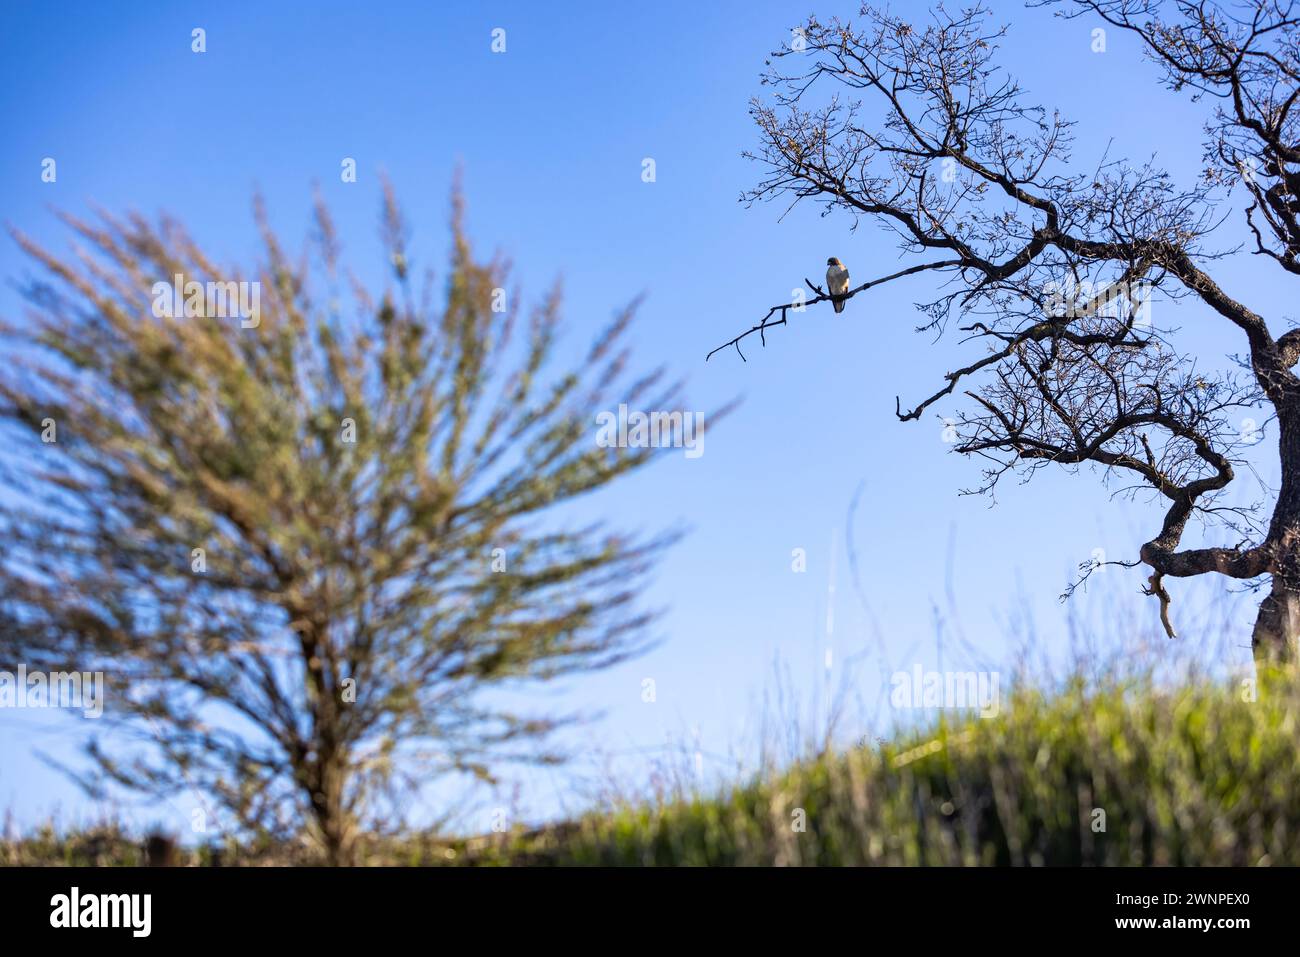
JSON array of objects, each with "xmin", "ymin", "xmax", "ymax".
[{"xmin": 706, "ymin": 260, "xmax": 961, "ymax": 361}]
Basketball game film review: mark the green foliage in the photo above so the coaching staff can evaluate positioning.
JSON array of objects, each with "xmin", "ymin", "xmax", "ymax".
[{"xmin": 457, "ymin": 672, "xmax": 1300, "ymax": 866}]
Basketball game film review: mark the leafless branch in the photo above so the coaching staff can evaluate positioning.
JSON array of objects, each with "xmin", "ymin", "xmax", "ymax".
[{"xmin": 706, "ymin": 260, "xmax": 960, "ymax": 361}]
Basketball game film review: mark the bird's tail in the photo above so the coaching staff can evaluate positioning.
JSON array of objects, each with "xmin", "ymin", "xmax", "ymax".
[{"xmin": 833, "ymin": 299, "xmax": 845, "ymax": 314}]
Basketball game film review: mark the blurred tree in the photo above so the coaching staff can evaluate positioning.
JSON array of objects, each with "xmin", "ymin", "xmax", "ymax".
[{"xmin": 0, "ymin": 183, "xmax": 681, "ymax": 864}]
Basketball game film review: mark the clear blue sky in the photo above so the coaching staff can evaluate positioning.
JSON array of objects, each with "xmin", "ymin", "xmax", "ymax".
[{"xmin": 0, "ymin": 0, "xmax": 1289, "ymax": 835}]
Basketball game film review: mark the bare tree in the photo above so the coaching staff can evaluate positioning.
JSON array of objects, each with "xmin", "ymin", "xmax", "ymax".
[
  {"xmin": 0, "ymin": 184, "xmax": 681, "ymax": 863},
  {"xmin": 715, "ymin": 1, "xmax": 1300, "ymax": 665}
]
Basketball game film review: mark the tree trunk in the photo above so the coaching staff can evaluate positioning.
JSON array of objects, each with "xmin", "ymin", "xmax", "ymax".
[
  {"xmin": 1255, "ymin": 401, "xmax": 1300, "ymax": 667},
  {"xmin": 309, "ymin": 758, "xmax": 353, "ymax": 866},
  {"xmin": 1251, "ymin": 576, "xmax": 1300, "ymax": 666}
]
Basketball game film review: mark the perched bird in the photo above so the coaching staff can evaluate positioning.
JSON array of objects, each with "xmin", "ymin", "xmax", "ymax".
[{"xmin": 826, "ymin": 257, "xmax": 850, "ymax": 313}]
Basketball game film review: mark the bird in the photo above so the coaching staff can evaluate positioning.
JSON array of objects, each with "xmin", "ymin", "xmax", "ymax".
[{"xmin": 826, "ymin": 257, "xmax": 850, "ymax": 313}]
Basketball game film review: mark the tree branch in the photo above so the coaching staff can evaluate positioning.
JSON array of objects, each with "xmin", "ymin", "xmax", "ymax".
[{"xmin": 705, "ymin": 260, "xmax": 961, "ymax": 361}]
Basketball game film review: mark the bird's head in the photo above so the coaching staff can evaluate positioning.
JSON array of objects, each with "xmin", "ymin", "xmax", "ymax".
[{"xmin": 827, "ymin": 257, "xmax": 842, "ymax": 266}]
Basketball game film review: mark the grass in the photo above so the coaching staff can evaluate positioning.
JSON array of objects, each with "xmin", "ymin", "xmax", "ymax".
[
  {"xmin": 437, "ymin": 672, "xmax": 1296, "ymax": 866},
  {"xmin": 5, "ymin": 668, "xmax": 1298, "ymax": 866}
]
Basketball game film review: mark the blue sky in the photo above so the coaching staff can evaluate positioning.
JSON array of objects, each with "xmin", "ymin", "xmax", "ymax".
[{"xmin": 0, "ymin": 0, "xmax": 1290, "ymax": 835}]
